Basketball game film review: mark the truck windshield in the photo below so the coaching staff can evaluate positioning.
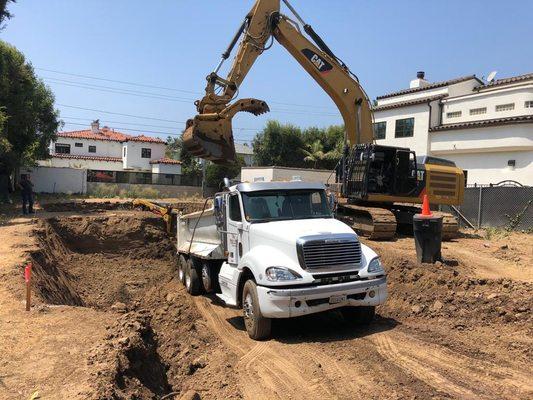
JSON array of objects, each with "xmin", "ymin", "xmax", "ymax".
[{"xmin": 241, "ymin": 189, "xmax": 332, "ymax": 222}]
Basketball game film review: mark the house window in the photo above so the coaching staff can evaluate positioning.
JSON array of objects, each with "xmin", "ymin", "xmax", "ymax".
[
  {"xmin": 141, "ymin": 148, "xmax": 151, "ymax": 158},
  {"xmin": 55, "ymin": 143, "xmax": 70, "ymax": 154},
  {"xmin": 495, "ymin": 103, "xmax": 514, "ymax": 112},
  {"xmin": 394, "ymin": 118, "xmax": 414, "ymax": 138},
  {"xmin": 88, "ymin": 145, "xmax": 96, "ymax": 153},
  {"xmin": 525, "ymin": 101, "xmax": 533, "ymax": 108},
  {"xmin": 123, "ymin": 147, "xmax": 126, "ymax": 157},
  {"xmin": 469, "ymin": 107, "xmax": 487, "ymax": 115},
  {"xmin": 373, "ymin": 121, "xmax": 386, "ymax": 140},
  {"xmin": 446, "ymin": 111, "xmax": 462, "ymax": 118},
  {"xmin": 74, "ymin": 142, "xmax": 83, "ymax": 147}
]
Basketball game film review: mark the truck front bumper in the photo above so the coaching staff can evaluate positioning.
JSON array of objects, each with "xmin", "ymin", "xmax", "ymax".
[{"xmin": 256, "ymin": 276, "xmax": 387, "ymax": 318}]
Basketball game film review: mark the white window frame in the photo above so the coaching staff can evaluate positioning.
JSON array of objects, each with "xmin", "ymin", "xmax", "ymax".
[
  {"xmin": 446, "ymin": 111, "xmax": 462, "ymax": 118},
  {"xmin": 469, "ymin": 107, "xmax": 487, "ymax": 115},
  {"xmin": 495, "ymin": 103, "xmax": 515, "ymax": 112}
]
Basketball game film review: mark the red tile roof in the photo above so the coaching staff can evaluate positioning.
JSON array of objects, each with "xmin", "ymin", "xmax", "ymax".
[
  {"xmin": 373, "ymin": 95, "xmax": 447, "ymax": 111},
  {"xmin": 51, "ymin": 154, "xmax": 122, "ymax": 162},
  {"xmin": 149, "ymin": 157, "xmax": 182, "ymax": 165},
  {"xmin": 478, "ymin": 72, "xmax": 533, "ymax": 89},
  {"xmin": 57, "ymin": 127, "xmax": 165, "ymax": 144},
  {"xmin": 376, "ymin": 75, "xmax": 483, "ymax": 100},
  {"xmin": 430, "ymin": 115, "xmax": 533, "ymax": 132}
]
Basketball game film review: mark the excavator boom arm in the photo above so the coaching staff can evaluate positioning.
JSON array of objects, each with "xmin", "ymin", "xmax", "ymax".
[{"xmin": 183, "ymin": 0, "xmax": 373, "ymax": 164}]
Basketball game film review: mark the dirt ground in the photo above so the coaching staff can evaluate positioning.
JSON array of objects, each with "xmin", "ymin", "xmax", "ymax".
[{"xmin": 0, "ymin": 201, "xmax": 532, "ymax": 399}]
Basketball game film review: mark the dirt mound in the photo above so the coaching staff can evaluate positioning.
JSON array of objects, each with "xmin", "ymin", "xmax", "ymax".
[
  {"xmin": 87, "ymin": 283, "xmax": 241, "ymax": 399},
  {"xmin": 378, "ymin": 251, "xmax": 533, "ymax": 329},
  {"xmin": 42, "ymin": 200, "xmax": 133, "ymax": 212}
]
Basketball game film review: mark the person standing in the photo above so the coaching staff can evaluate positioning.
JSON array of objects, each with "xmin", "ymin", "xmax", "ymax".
[{"xmin": 18, "ymin": 174, "xmax": 34, "ymax": 215}]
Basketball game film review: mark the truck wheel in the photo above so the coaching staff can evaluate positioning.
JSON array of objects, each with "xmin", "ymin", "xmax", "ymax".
[
  {"xmin": 185, "ymin": 258, "xmax": 202, "ymax": 295},
  {"xmin": 178, "ymin": 254, "xmax": 187, "ymax": 285},
  {"xmin": 341, "ymin": 306, "xmax": 376, "ymax": 326},
  {"xmin": 242, "ymin": 280, "xmax": 271, "ymax": 340},
  {"xmin": 201, "ymin": 262, "xmax": 215, "ymax": 293}
]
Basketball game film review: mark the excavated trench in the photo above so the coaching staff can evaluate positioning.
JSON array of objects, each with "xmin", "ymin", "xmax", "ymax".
[{"xmin": 30, "ymin": 214, "xmax": 241, "ymax": 399}]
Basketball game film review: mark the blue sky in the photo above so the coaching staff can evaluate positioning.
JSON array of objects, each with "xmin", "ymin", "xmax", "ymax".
[{"xmin": 2, "ymin": 0, "xmax": 531, "ymax": 143}]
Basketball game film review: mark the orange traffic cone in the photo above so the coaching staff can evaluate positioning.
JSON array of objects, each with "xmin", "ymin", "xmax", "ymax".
[{"xmin": 421, "ymin": 194, "xmax": 432, "ymax": 216}]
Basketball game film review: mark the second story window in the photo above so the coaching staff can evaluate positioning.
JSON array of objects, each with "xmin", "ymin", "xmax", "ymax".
[
  {"xmin": 141, "ymin": 148, "xmax": 151, "ymax": 158},
  {"xmin": 55, "ymin": 143, "xmax": 70, "ymax": 154},
  {"xmin": 123, "ymin": 147, "xmax": 126, "ymax": 157},
  {"xmin": 446, "ymin": 111, "xmax": 462, "ymax": 118},
  {"xmin": 470, "ymin": 107, "xmax": 487, "ymax": 115},
  {"xmin": 395, "ymin": 118, "xmax": 414, "ymax": 138},
  {"xmin": 525, "ymin": 101, "xmax": 533, "ymax": 108},
  {"xmin": 88, "ymin": 145, "xmax": 96, "ymax": 153},
  {"xmin": 75, "ymin": 142, "xmax": 83, "ymax": 147},
  {"xmin": 496, "ymin": 103, "xmax": 514, "ymax": 112},
  {"xmin": 373, "ymin": 121, "xmax": 386, "ymax": 140}
]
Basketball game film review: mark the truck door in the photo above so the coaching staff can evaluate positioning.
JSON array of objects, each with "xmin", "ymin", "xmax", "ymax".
[
  {"xmin": 393, "ymin": 150, "xmax": 418, "ymax": 196},
  {"xmin": 226, "ymin": 193, "xmax": 243, "ymax": 265}
]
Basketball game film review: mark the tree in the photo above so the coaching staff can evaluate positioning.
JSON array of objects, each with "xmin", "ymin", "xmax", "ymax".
[
  {"xmin": 0, "ymin": 41, "xmax": 60, "ymax": 175},
  {"xmin": 301, "ymin": 140, "xmax": 326, "ymax": 169},
  {"xmin": 252, "ymin": 120, "xmax": 305, "ymax": 167},
  {"xmin": 0, "ymin": 0, "xmax": 15, "ymax": 30},
  {"xmin": 205, "ymin": 156, "xmax": 244, "ymax": 188},
  {"xmin": 166, "ymin": 134, "xmax": 202, "ymax": 185}
]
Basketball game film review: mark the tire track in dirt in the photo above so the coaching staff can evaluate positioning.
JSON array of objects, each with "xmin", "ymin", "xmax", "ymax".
[
  {"xmin": 368, "ymin": 329, "xmax": 533, "ymax": 400},
  {"xmin": 391, "ymin": 329, "xmax": 533, "ymax": 398},
  {"xmin": 193, "ymin": 297, "xmax": 334, "ymax": 399}
]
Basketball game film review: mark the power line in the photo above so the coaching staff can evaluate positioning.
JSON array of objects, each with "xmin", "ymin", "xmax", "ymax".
[
  {"xmin": 39, "ymin": 66, "xmax": 339, "ymax": 112},
  {"xmin": 61, "ymin": 120, "xmax": 256, "ymax": 143},
  {"xmin": 57, "ymin": 104, "xmax": 260, "ymax": 130},
  {"xmin": 36, "ymin": 67, "xmax": 201, "ymax": 94},
  {"xmin": 62, "ymin": 116, "xmax": 180, "ymax": 130}
]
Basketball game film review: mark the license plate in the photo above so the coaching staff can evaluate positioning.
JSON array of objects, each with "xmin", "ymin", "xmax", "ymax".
[{"xmin": 329, "ymin": 294, "xmax": 347, "ymax": 304}]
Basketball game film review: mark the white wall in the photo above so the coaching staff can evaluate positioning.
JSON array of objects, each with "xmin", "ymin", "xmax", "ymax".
[
  {"xmin": 430, "ymin": 124, "xmax": 533, "ymax": 154},
  {"xmin": 38, "ymin": 157, "xmax": 125, "ymax": 171},
  {"xmin": 374, "ymin": 103, "xmax": 431, "ymax": 155},
  {"xmin": 151, "ymin": 163, "xmax": 182, "ymax": 174},
  {"xmin": 442, "ymin": 150, "xmax": 533, "ymax": 186},
  {"xmin": 123, "ymin": 141, "xmax": 166, "ymax": 170},
  {"xmin": 24, "ymin": 167, "xmax": 87, "ymax": 194},
  {"xmin": 241, "ymin": 167, "xmax": 333, "ymax": 184},
  {"xmin": 442, "ymin": 83, "xmax": 533, "ymax": 124},
  {"xmin": 52, "ymin": 137, "xmax": 122, "ymax": 158}
]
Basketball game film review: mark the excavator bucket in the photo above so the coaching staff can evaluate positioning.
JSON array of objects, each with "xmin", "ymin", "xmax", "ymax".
[{"xmin": 183, "ymin": 98, "xmax": 269, "ymax": 164}]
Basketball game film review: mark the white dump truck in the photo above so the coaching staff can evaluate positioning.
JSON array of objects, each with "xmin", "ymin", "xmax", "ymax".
[{"xmin": 176, "ymin": 181, "xmax": 387, "ymax": 339}]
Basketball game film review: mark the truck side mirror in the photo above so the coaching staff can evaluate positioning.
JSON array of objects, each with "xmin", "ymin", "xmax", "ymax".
[
  {"xmin": 327, "ymin": 192, "xmax": 336, "ymax": 211},
  {"xmin": 214, "ymin": 196, "xmax": 224, "ymax": 228}
]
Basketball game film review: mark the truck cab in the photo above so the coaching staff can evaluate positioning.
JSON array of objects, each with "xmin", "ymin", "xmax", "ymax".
[{"xmin": 177, "ymin": 181, "xmax": 387, "ymax": 340}]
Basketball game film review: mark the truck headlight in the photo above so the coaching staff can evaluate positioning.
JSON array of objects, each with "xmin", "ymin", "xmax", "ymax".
[
  {"xmin": 265, "ymin": 267, "xmax": 302, "ymax": 281},
  {"xmin": 368, "ymin": 257, "xmax": 384, "ymax": 274}
]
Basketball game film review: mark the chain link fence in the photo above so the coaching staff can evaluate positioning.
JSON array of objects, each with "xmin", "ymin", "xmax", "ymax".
[{"xmin": 444, "ymin": 185, "xmax": 533, "ymax": 230}]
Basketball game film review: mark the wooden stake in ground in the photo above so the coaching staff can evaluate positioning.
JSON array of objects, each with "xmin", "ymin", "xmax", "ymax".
[{"xmin": 25, "ymin": 262, "xmax": 32, "ymax": 311}]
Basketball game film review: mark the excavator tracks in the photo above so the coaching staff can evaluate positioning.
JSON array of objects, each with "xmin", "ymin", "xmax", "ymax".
[
  {"xmin": 337, "ymin": 204, "xmax": 398, "ymax": 240},
  {"xmin": 337, "ymin": 204, "xmax": 460, "ymax": 241}
]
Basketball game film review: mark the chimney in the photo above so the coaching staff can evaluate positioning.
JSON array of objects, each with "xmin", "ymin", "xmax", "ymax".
[
  {"xmin": 410, "ymin": 71, "xmax": 430, "ymax": 89},
  {"xmin": 91, "ymin": 119, "xmax": 100, "ymax": 133}
]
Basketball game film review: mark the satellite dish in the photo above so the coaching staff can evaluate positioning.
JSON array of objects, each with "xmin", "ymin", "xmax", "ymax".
[{"xmin": 487, "ymin": 71, "xmax": 497, "ymax": 82}]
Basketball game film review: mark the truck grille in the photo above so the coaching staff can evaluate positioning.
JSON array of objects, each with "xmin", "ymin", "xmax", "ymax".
[{"xmin": 297, "ymin": 234, "xmax": 362, "ymax": 271}]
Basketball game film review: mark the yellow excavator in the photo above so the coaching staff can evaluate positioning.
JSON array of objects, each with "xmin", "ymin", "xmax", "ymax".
[{"xmin": 183, "ymin": 0, "xmax": 464, "ymax": 240}]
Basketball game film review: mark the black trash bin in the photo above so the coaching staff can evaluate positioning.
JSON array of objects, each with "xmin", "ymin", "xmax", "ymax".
[{"xmin": 413, "ymin": 214, "xmax": 443, "ymax": 263}]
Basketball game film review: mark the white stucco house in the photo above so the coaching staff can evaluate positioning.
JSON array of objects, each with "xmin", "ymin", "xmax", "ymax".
[
  {"xmin": 235, "ymin": 143, "xmax": 255, "ymax": 166},
  {"xmin": 372, "ymin": 72, "xmax": 533, "ymax": 186},
  {"xmin": 38, "ymin": 120, "xmax": 182, "ymax": 181}
]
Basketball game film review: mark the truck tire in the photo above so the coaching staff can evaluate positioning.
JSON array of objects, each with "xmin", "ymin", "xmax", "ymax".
[
  {"xmin": 185, "ymin": 258, "xmax": 202, "ymax": 295},
  {"xmin": 201, "ymin": 262, "xmax": 215, "ymax": 293},
  {"xmin": 178, "ymin": 254, "xmax": 187, "ymax": 285},
  {"xmin": 341, "ymin": 306, "xmax": 376, "ymax": 326},
  {"xmin": 242, "ymin": 280, "xmax": 271, "ymax": 340}
]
